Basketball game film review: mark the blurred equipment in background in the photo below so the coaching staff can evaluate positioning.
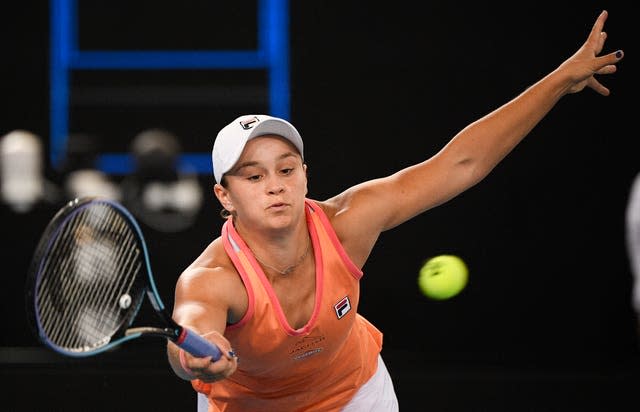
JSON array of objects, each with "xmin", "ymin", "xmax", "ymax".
[
  {"xmin": 59, "ymin": 133, "xmax": 122, "ymax": 201},
  {"xmin": 626, "ymin": 171, "xmax": 640, "ymax": 339},
  {"xmin": 121, "ymin": 128, "xmax": 203, "ymax": 233},
  {"xmin": 0, "ymin": 130, "xmax": 61, "ymax": 213}
]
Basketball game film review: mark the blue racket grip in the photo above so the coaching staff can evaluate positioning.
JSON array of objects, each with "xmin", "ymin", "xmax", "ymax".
[{"xmin": 177, "ymin": 328, "xmax": 222, "ymax": 361}]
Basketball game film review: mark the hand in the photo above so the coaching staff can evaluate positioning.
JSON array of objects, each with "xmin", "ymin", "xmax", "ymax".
[
  {"xmin": 182, "ymin": 330, "xmax": 239, "ymax": 383},
  {"xmin": 556, "ymin": 10, "xmax": 623, "ymax": 96}
]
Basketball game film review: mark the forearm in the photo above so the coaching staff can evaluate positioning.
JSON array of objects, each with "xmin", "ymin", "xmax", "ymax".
[{"xmin": 349, "ymin": 70, "xmax": 574, "ymax": 231}]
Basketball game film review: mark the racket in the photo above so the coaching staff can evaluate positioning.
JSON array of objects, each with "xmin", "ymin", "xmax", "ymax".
[{"xmin": 25, "ymin": 196, "xmax": 222, "ymax": 360}]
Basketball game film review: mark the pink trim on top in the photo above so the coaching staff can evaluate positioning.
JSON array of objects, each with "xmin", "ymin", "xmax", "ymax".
[
  {"xmin": 302, "ymin": 205, "xmax": 324, "ymax": 335},
  {"xmin": 304, "ymin": 199, "xmax": 363, "ymax": 280},
  {"xmin": 221, "ymin": 219, "xmax": 255, "ymax": 331},
  {"xmin": 224, "ymin": 203, "xmax": 324, "ymax": 336}
]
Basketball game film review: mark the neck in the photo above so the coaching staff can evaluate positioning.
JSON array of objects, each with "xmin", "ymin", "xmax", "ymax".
[
  {"xmin": 252, "ymin": 239, "xmax": 311, "ymax": 275},
  {"xmin": 232, "ymin": 212, "xmax": 311, "ymax": 275}
]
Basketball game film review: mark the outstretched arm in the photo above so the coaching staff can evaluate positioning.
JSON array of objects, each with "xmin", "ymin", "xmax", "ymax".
[
  {"xmin": 166, "ymin": 262, "xmax": 240, "ymax": 382},
  {"xmin": 327, "ymin": 10, "xmax": 624, "ymax": 266}
]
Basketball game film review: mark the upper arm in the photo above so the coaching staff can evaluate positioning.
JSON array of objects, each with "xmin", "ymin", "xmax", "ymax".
[
  {"xmin": 324, "ymin": 148, "xmax": 478, "ymax": 265},
  {"xmin": 172, "ymin": 263, "xmax": 247, "ymax": 337},
  {"xmin": 333, "ymin": 150, "xmax": 472, "ymax": 228},
  {"xmin": 167, "ymin": 241, "xmax": 246, "ymax": 375}
]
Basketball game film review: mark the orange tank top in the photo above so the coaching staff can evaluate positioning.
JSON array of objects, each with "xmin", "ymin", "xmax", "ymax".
[{"xmin": 192, "ymin": 199, "xmax": 383, "ymax": 411}]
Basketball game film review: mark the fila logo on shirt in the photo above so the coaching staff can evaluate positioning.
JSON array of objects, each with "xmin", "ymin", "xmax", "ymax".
[{"xmin": 334, "ymin": 296, "xmax": 351, "ymax": 319}]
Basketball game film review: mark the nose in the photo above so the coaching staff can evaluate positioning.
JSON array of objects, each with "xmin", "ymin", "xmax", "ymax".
[{"xmin": 266, "ymin": 175, "xmax": 285, "ymax": 195}]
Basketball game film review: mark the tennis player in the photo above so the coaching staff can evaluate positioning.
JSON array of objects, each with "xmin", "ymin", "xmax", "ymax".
[{"xmin": 167, "ymin": 10, "xmax": 623, "ymax": 411}]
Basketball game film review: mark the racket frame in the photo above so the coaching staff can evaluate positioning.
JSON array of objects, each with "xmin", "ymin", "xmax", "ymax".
[{"xmin": 26, "ymin": 197, "xmax": 221, "ymax": 360}]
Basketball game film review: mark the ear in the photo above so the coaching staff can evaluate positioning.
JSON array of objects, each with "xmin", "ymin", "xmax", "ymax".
[
  {"xmin": 303, "ymin": 164, "xmax": 309, "ymax": 195},
  {"xmin": 213, "ymin": 183, "xmax": 234, "ymax": 212}
]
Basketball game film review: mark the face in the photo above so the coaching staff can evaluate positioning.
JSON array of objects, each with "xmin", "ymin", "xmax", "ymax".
[{"xmin": 214, "ymin": 135, "xmax": 307, "ymax": 231}]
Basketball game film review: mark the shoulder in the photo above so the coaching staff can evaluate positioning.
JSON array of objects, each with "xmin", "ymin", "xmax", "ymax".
[
  {"xmin": 179, "ymin": 236, "xmax": 241, "ymax": 289},
  {"xmin": 306, "ymin": 198, "xmax": 336, "ymax": 219},
  {"xmin": 307, "ymin": 194, "xmax": 384, "ymax": 268},
  {"xmin": 176, "ymin": 237, "xmax": 248, "ymax": 321},
  {"xmin": 179, "ymin": 236, "xmax": 222, "ymax": 272},
  {"xmin": 310, "ymin": 182, "xmax": 389, "ymax": 234}
]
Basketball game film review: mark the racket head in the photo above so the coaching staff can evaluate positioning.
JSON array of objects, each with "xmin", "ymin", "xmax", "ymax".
[{"xmin": 26, "ymin": 197, "xmax": 151, "ymax": 357}]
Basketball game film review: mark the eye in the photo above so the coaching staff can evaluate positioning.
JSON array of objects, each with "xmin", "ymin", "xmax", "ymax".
[
  {"xmin": 247, "ymin": 174, "xmax": 262, "ymax": 182},
  {"xmin": 280, "ymin": 167, "xmax": 293, "ymax": 175}
]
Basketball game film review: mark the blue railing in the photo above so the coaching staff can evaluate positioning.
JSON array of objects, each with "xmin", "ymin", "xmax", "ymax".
[{"xmin": 50, "ymin": 0, "xmax": 290, "ymax": 174}]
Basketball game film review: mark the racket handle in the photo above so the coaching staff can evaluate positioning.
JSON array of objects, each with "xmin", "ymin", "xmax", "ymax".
[{"xmin": 177, "ymin": 328, "xmax": 222, "ymax": 361}]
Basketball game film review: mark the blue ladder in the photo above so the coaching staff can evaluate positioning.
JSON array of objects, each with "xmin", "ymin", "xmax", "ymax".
[{"xmin": 50, "ymin": 0, "xmax": 291, "ymax": 174}]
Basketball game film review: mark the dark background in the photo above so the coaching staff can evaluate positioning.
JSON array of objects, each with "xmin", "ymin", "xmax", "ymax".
[{"xmin": 1, "ymin": 1, "xmax": 638, "ymax": 411}]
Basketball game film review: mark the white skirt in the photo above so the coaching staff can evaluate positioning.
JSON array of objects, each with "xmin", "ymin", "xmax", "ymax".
[
  {"xmin": 196, "ymin": 354, "xmax": 399, "ymax": 411},
  {"xmin": 341, "ymin": 354, "xmax": 399, "ymax": 411}
]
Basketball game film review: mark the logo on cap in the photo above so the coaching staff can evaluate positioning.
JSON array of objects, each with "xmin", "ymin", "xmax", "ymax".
[{"xmin": 240, "ymin": 116, "xmax": 260, "ymax": 130}]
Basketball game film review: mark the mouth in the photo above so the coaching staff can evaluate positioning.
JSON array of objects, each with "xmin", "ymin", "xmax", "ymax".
[{"xmin": 268, "ymin": 202, "xmax": 288, "ymax": 210}]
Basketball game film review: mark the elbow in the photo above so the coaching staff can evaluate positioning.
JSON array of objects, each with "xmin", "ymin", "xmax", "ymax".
[{"xmin": 456, "ymin": 157, "xmax": 495, "ymax": 188}]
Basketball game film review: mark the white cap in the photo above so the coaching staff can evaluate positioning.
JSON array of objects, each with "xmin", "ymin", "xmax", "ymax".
[{"xmin": 212, "ymin": 114, "xmax": 304, "ymax": 183}]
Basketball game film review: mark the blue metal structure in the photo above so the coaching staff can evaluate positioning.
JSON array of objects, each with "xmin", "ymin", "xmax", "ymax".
[{"xmin": 50, "ymin": 0, "xmax": 290, "ymax": 174}]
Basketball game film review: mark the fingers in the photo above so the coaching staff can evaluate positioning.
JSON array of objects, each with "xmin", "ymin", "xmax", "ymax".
[
  {"xmin": 587, "ymin": 11, "xmax": 609, "ymax": 56},
  {"xmin": 184, "ymin": 330, "xmax": 239, "ymax": 382},
  {"xmin": 585, "ymin": 8, "xmax": 623, "ymax": 96},
  {"xmin": 613, "ymin": 49, "xmax": 624, "ymax": 61},
  {"xmin": 588, "ymin": 49, "xmax": 623, "ymax": 96},
  {"xmin": 589, "ymin": 10, "xmax": 608, "ymax": 41},
  {"xmin": 201, "ymin": 330, "xmax": 236, "ymax": 360},
  {"xmin": 595, "ymin": 31, "xmax": 607, "ymax": 55},
  {"xmin": 595, "ymin": 63, "xmax": 618, "ymax": 76},
  {"xmin": 587, "ymin": 77, "xmax": 610, "ymax": 97},
  {"xmin": 182, "ymin": 347, "xmax": 238, "ymax": 382},
  {"xmin": 596, "ymin": 50, "xmax": 624, "ymax": 72},
  {"xmin": 193, "ymin": 352, "xmax": 239, "ymax": 382}
]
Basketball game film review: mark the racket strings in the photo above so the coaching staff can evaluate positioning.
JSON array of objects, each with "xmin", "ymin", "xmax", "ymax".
[
  {"xmin": 65, "ymin": 206, "xmax": 134, "ymax": 349},
  {"xmin": 38, "ymin": 205, "xmax": 105, "ymax": 348},
  {"xmin": 47, "ymin": 207, "xmax": 138, "ymax": 349},
  {"xmin": 38, "ymin": 206, "xmax": 103, "ymax": 347},
  {"xmin": 42, "ymin": 206, "xmax": 115, "ymax": 348},
  {"xmin": 36, "ymin": 203, "xmax": 144, "ymax": 352},
  {"xmin": 90, "ymin": 210, "xmax": 142, "ymax": 340},
  {"xmin": 37, "ymin": 216, "xmax": 91, "ymax": 343}
]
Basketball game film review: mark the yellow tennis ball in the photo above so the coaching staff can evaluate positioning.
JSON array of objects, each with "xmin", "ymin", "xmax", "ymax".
[{"xmin": 418, "ymin": 255, "xmax": 468, "ymax": 300}]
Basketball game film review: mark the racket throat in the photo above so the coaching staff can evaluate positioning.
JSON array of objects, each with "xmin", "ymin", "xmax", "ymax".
[{"xmin": 125, "ymin": 327, "xmax": 178, "ymax": 340}]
